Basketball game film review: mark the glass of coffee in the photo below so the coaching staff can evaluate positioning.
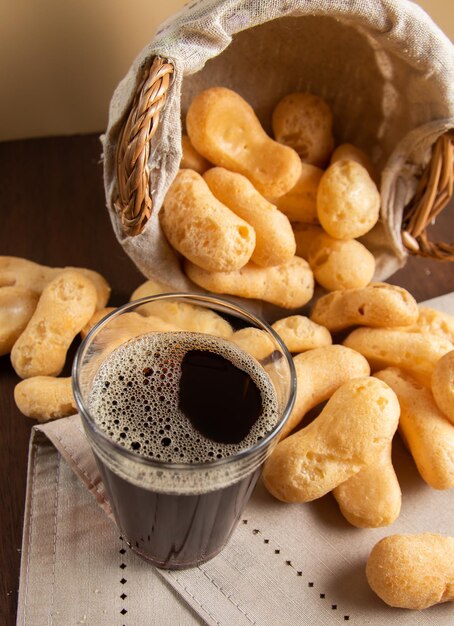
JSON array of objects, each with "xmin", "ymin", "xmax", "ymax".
[{"xmin": 73, "ymin": 293, "xmax": 296, "ymax": 569}]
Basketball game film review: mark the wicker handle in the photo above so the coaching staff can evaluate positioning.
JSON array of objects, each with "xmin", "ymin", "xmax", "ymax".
[
  {"xmin": 401, "ymin": 130, "xmax": 454, "ymax": 261},
  {"xmin": 114, "ymin": 57, "xmax": 174, "ymax": 237},
  {"xmin": 115, "ymin": 58, "xmax": 453, "ymax": 257}
]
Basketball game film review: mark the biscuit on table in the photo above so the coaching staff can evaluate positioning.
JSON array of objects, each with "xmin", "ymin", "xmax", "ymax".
[
  {"xmin": 262, "ymin": 376, "xmax": 400, "ymax": 503},
  {"xmin": 375, "ymin": 367, "xmax": 454, "ymax": 490},
  {"xmin": 271, "ymin": 315, "xmax": 332, "ymax": 353},
  {"xmin": 311, "ymin": 283, "xmax": 418, "ymax": 332},
  {"xmin": 366, "ymin": 533, "xmax": 454, "ymax": 609}
]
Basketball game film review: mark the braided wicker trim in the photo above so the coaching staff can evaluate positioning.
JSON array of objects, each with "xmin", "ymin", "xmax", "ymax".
[
  {"xmin": 114, "ymin": 57, "xmax": 174, "ymax": 237},
  {"xmin": 401, "ymin": 130, "xmax": 454, "ymax": 261}
]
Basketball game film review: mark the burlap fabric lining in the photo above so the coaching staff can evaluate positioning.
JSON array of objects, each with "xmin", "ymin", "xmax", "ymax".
[{"xmin": 102, "ymin": 0, "xmax": 454, "ymax": 317}]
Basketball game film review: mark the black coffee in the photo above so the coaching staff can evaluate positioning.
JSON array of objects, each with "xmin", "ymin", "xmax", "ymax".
[
  {"xmin": 179, "ymin": 348, "xmax": 263, "ymax": 444},
  {"xmin": 97, "ymin": 459, "xmax": 260, "ymax": 568},
  {"xmin": 88, "ymin": 331, "xmax": 278, "ymax": 568}
]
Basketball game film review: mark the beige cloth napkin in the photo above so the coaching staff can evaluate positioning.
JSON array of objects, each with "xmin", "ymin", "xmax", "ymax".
[{"xmin": 17, "ymin": 293, "xmax": 454, "ymax": 626}]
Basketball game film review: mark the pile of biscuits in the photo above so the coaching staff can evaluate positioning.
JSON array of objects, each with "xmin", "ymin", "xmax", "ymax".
[
  {"xmin": 1, "ymin": 257, "xmax": 110, "ymax": 421},
  {"xmin": 160, "ymin": 87, "xmax": 380, "ymax": 304},
  {"xmin": 2, "ymin": 83, "xmax": 452, "ymax": 615}
]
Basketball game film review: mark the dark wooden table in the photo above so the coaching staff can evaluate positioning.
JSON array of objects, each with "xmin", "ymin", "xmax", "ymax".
[{"xmin": 0, "ymin": 134, "xmax": 453, "ymax": 625}]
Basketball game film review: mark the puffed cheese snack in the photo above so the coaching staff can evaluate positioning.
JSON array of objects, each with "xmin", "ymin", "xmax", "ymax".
[
  {"xmin": 185, "ymin": 256, "xmax": 314, "ymax": 309},
  {"xmin": 375, "ymin": 367, "xmax": 454, "ymax": 489},
  {"xmin": 187, "ymin": 87, "xmax": 302, "ymax": 197},
  {"xmin": 0, "ymin": 286, "xmax": 39, "ymax": 356},
  {"xmin": 280, "ymin": 345, "xmax": 370, "ymax": 440},
  {"xmin": 180, "ymin": 134, "xmax": 210, "ymax": 174},
  {"xmin": 344, "ymin": 328, "xmax": 453, "ymax": 382},
  {"xmin": 160, "ymin": 169, "xmax": 256, "ymax": 272},
  {"xmin": 307, "ymin": 231, "xmax": 376, "ymax": 291},
  {"xmin": 400, "ymin": 305, "xmax": 454, "ymax": 343},
  {"xmin": 11, "ymin": 270, "xmax": 97, "ymax": 378},
  {"xmin": 230, "ymin": 328, "xmax": 275, "ymax": 362},
  {"xmin": 14, "ymin": 376, "xmax": 76, "ymax": 422},
  {"xmin": 311, "ymin": 283, "xmax": 419, "ymax": 332},
  {"xmin": 432, "ymin": 350, "xmax": 454, "ymax": 424},
  {"xmin": 268, "ymin": 163, "xmax": 323, "ymax": 224},
  {"xmin": 330, "ymin": 143, "xmax": 375, "ymax": 179},
  {"xmin": 262, "ymin": 376, "xmax": 400, "ymax": 502},
  {"xmin": 317, "ymin": 160, "xmax": 380, "ymax": 240},
  {"xmin": 0, "ymin": 256, "xmax": 110, "ymax": 310},
  {"xmin": 130, "ymin": 280, "xmax": 233, "ymax": 339},
  {"xmin": 333, "ymin": 445, "xmax": 401, "ymax": 528},
  {"xmin": 366, "ymin": 533, "xmax": 454, "ymax": 609},
  {"xmin": 80, "ymin": 307, "xmax": 117, "ymax": 339},
  {"xmin": 272, "ymin": 92, "xmax": 334, "ymax": 166},
  {"xmin": 271, "ymin": 315, "xmax": 332, "ymax": 353},
  {"xmin": 292, "ymin": 225, "xmax": 375, "ymax": 290},
  {"xmin": 204, "ymin": 167, "xmax": 296, "ymax": 267}
]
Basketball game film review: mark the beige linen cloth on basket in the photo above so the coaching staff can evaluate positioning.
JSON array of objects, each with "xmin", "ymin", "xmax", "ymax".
[{"xmin": 16, "ymin": 291, "xmax": 454, "ymax": 626}]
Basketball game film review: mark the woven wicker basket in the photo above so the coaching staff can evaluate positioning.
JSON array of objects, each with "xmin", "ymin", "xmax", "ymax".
[
  {"xmin": 103, "ymin": 0, "xmax": 454, "ymax": 302},
  {"xmin": 114, "ymin": 57, "xmax": 453, "ymax": 260}
]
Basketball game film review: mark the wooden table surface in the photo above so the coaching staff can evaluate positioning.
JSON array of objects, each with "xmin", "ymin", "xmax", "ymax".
[{"xmin": 0, "ymin": 134, "xmax": 453, "ymax": 625}]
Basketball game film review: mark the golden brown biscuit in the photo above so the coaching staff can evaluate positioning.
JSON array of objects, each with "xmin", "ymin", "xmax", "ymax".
[
  {"xmin": 14, "ymin": 376, "xmax": 76, "ymax": 422},
  {"xmin": 161, "ymin": 169, "xmax": 256, "ymax": 272},
  {"xmin": 344, "ymin": 328, "xmax": 453, "ymax": 383},
  {"xmin": 0, "ymin": 256, "xmax": 110, "ymax": 310},
  {"xmin": 0, "ymin": 286, "xmax": 39, "ymax": 356},
  {"xmin": 271, "ymin": 315, "xmax": 332, "ymax": 353},
  {"xmin": 399, "ymin": 305, "xmax": 454, "ymax": 343},
  {"xmin": 80, "ymin": 307, "xmax": 117, "ymax": 339},
  {"xmin": 11, "ymin": 270, "xmax": 97, "ymax": 378},
  {"xmin": 307, "ymin": 232, "xmax": 376, "ymax": 291},
  {"xmin": 330, "ymin": 143, "xmax": 375, "ymax": 178},
  {"xmin": 311, "ymin": 283, "xmax": 418, "ymax": 332},
  {"xmin": 130, "ymin": 277, "xmax": 173, "ymax": 301},
  {"xmin": 91, "ymin": 312, "xmax": 183, "ymax": 366},
  {"xmin": 262, "ymin": 376, "xmax": 400, "ymax": 502},
  {"xmin": 333, "ymin": 445, "xmax": 401, "ymax": 527},
  {"xmin": 130, "ymin": 278, "xmax": 234, "ymax": 335},
  {"xmin": 279, "ymin": 345, "xmax": 369, "ymax": 439},
  {"xmin": 375, "ymin": 367, "xmax": 454, "ymax": 489},
  {"xmin": 131, "ymin": 295, "xmax": 233, "ymax": 339},
  {"xmin": 268, "ymin": 164, "xmax": 323, "ymax": 224},
  {"xmin": 366, "ymin": 533, "xmax": 454, "ymax": 609},
  {"xmin": 317, "ymin": 160, "xmax": 380, "ymax": 240},
  {"xmin": 185, "ymin": 256, "xmax": 314, "ymax": 309},
  {"xmin": 272, "ymin": 92, "xmax": 334, "ymax": 166},
  {"xmin": 180, "ymin": 134, "xmax": 210, "ymax": 173},
  {"xmin": 204, "ymin": 167, "xmax": 296, "ymax": 267},
  {"xmin": 187, "ymin": 87, "xmax": 302, "ymax": 197},
  {"xmin": 432, "ymin": 350, "xmax": 454, "ymax": 424},
  {"xmin": 230, "ymin": 328, "xmax": 275, "ymax": 362}
]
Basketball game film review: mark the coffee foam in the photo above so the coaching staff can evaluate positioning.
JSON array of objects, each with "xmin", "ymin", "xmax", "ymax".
[{"xmin": 88, "ymin": 332, "xmax": 278, "ymax": 464}]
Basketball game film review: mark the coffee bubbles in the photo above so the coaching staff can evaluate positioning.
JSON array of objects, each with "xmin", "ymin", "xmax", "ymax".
[{"xmin": 88, "ymin": 332, "xmax": 278, "ymax": 464}]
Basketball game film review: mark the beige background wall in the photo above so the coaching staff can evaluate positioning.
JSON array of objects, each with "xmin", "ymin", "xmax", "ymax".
[{"xmin": 0, "ymin": 0, "xmax": 451, "ymax": 142}]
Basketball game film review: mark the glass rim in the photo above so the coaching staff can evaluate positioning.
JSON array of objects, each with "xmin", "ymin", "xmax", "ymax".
[{"xmin": 72, "ymin": 292, "xmax": 296, "ymax": 473}]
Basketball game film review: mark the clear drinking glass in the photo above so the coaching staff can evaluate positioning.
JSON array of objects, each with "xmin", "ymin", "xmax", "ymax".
[{"xmin": 73, "ymin": 293, "xmax": 295, "ymax": 569}]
